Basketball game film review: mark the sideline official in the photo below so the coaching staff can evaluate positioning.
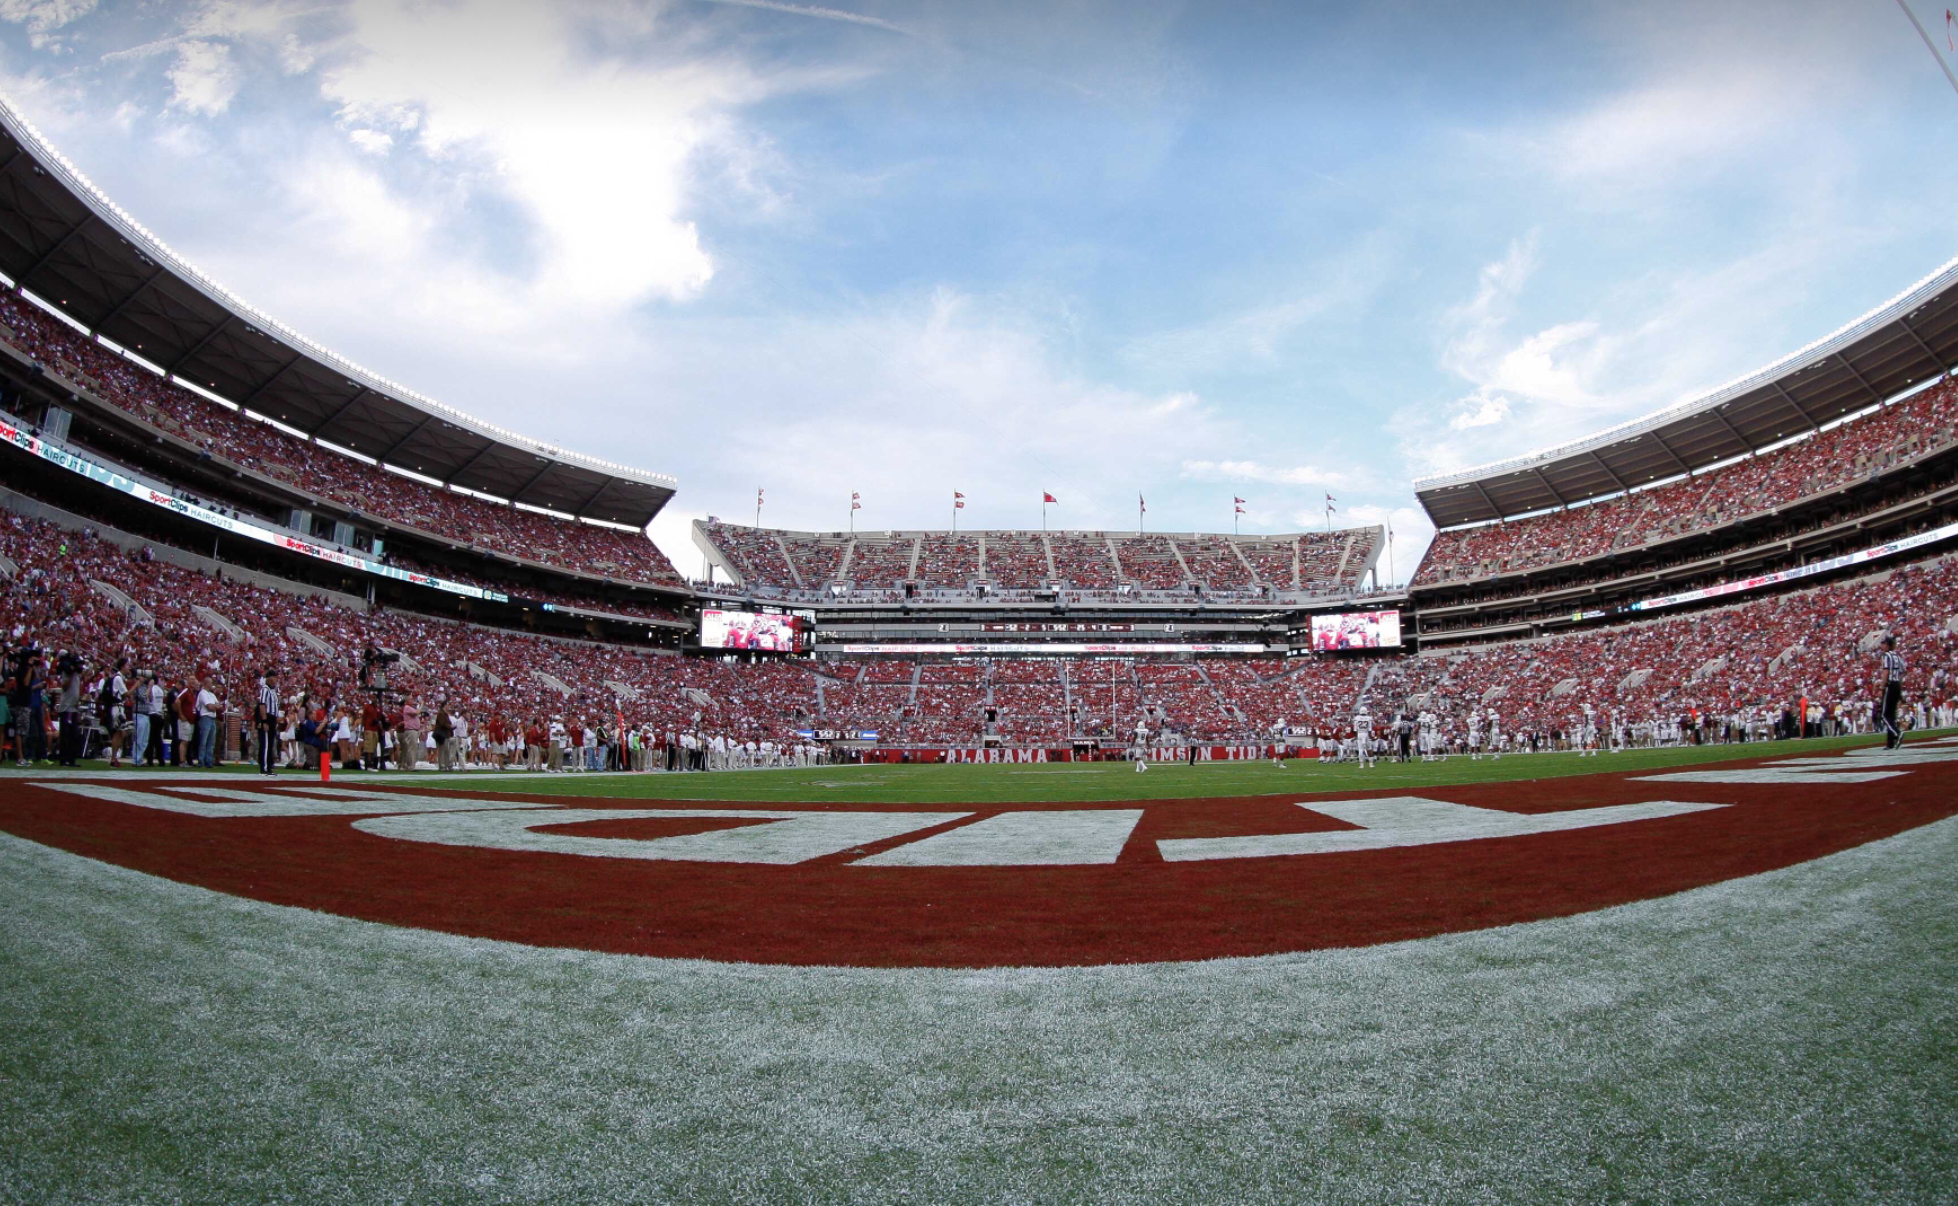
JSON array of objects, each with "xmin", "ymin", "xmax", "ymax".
[
  {"xmin": 255, "ymin": 670, "xmax": 282, "ymax": 776},
  {"xmin": 1877, "ymin": 635, "xmax": 1906, "ymax": 750}
]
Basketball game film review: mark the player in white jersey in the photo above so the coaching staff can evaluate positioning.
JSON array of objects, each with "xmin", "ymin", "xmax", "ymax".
[
  {"xmin": 1467, "ymin": 709, "xmax": 1484, "ymax": 760},
  {"xmin": 1579, "ymin": 704, "xmax": 1599, "ymax": 756},
  {"xmin": 1485, "ymin": 710, "xmax": 1502, "ymax": 759},
  {"xmin": 1352, "ymin": 708, "xmax": 1374, "ymax": 768},
  {"xmin": 1416, "ymin": 711, "xmax": 1434, "ymax": 761}
]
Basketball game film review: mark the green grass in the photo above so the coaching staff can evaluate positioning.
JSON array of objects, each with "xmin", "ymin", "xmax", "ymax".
[
  {"xmin": 389, "ymin": 732, "xmax": 1907, "ymax": 803},
  {"xmin": 3, "ymin": 732, "xmax": 1927, "ymax": 805},
  {"xmin": 1, "ymin": 811, "xmax": 1952, "ymax": 1203}
]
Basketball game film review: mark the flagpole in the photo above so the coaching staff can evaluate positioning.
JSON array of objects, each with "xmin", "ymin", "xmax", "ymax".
[
  {"xmin": 1895, "ymin": 0, "xmax": 1958, "ymax": 99},
  {"xmin": 755, "ymin": 488, "xmax": 762, "ymax": 528}
]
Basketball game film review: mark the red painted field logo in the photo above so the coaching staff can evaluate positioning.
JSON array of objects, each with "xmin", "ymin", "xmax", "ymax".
[{"xmin": 4, "ymin": 742, "xmax": 1954, "ymax": 967}]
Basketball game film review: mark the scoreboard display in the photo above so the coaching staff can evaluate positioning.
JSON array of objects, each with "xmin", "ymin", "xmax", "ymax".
[{"xmin": 1309, "ymin": 610, "xmax": 1402, "ymax": 651}]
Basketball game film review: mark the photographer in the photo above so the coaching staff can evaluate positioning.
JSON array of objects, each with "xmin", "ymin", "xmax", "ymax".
[
  {"xmin": 23, "ymin": 647, "xmax": 48, "ymax": 765},
  {"xmin": 132, "ymin": 669, "xmax": 164, "ymax": 768},
  {"xmin": 98, "ymin": 657, "xmax": 130, "ymax": 768},
  {"xmin": 54, "ymin": 649, "xmax": 83, "ymax": 767}
]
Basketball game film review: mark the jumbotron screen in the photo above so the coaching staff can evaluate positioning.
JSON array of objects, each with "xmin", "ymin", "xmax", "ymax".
[
  {"xmin": 700, "ymin": 608, "xmax": 803, "ymax": 652},
  {"xmin": 1310, "ymin": 609, "xmax": 1402, "ymax": 651}
]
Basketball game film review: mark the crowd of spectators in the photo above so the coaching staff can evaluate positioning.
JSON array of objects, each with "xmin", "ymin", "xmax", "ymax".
[
  {"xmin": 1386, "ymin": 552, "xmax": 1958, "ymax": 744},
  {"xmin": 1178, "ymin": 536, "xmax": 1254, "ymax": 591},
  {"xmin": 0, "ymin": 293, "xmax": 688, "ymax": 590},
  {"xmin": 842, "ymin": 537, "xmax": 915, "ymax": 586},
  {"xmin": 1114, "ymin": 536, "xmax": 1189, "ymax": 590},
  {"xmin": 699, "ymin": 522, "xmax": 1371, "ymax": 599},
  {"xmin": 704, "ymin": 523, "xmax": 801, "ymax": 591},
  {"xmin": 0, "ymin": 512, "xmax": 814, "ymax": 770},
  {"xmin": 13, "ymin": 493, "xmax": 1954, "ymax": 766},
  {"xmin": 1416, "ymin": 376, "xmax": 1958, "ymax": 587},
  {"xmin": 1239, "ymin": 539, "xmax": 1297, "ymax": 589},
  {"xmin": 981, "ymin": 533, "xmax": 1050, "ymax": 586},
  {"xmin": 914, "ymin": 535, "xmax": 981, "ymax": 588}
]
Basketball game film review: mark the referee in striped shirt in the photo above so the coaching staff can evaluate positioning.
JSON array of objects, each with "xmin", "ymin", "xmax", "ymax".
[
  {"xmin": 1878, "ymin": 635, "xmax": 1906, "ymax": 751},
  {"xmin": 255, "ymin": 670, "xmax": 282, "ymax": 776}
]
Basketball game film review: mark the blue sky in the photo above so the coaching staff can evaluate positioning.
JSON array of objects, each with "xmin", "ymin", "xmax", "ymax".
[{"xmin": 2, "ymin": 0, "xmax": 1956, "ymax": 582}]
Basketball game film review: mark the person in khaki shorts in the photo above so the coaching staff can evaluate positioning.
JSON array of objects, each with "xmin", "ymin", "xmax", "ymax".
[
  {"xmin": 525, "ymin": 717, "xmax": 545, "ymax": 772},
  {"xmin": 398, "ymin": 698, "xmax": 422, "ymax": 772}
]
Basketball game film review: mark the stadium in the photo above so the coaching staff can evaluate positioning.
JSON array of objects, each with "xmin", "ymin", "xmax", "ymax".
[{"xmin": 4, "ymin": 7, "xmax": 1957, "ymax": 1203}]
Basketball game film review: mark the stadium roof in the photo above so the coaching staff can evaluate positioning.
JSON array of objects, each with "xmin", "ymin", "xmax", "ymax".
[
  {"xmin": 0, "ymin": 98, "xmax": 677, "ymax": 528},
  {"xmin": 1413, "ymin": 256, "xmax": 1958, "ymax": 530}
]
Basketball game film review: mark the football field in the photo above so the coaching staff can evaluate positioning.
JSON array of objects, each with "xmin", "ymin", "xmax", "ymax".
[{"xmin": 3, "ymin": 736, "xmax": 1955, "ymax": 1202}]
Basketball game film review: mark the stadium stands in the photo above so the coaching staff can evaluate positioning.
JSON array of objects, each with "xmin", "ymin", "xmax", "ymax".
[
  {"xmin": 1415, "ymin": 377, "xmax": 1958, "ymax": 587},
  {"xmin": 915, "ymin": 535, "xmax": 982, "ymax": 588},
  {"xmin": 698, "ymin": 521, "xmax": 1380, "ymax": 598},
  {"xmin": 0, "ymin": 292, "xmax": 688, "ymax": 590},
  {"xmin": 980, "ymin": 532, "xmax": 1051, "ymax": 587},
  {"xmin": 12, "ymin": 492, "xmax": 1958, "ymax": 762}
]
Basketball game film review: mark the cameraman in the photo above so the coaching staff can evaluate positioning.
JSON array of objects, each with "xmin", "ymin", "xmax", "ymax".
[{"xmin": 54, "ymin": 649, "xmax": 83, "ymax": 767}]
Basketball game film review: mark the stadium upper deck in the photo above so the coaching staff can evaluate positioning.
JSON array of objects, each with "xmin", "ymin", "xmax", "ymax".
[
  {"xmin": 0, "ymin": 99, "xmax": 677, "ymax": 532},
  {"xmin": 694, "ymin": 519, "xmax": 1385, "ymax": 604},
  {"xmin": 1414, "ymin": 257, "xmax": 1958, "ymax": 531}
]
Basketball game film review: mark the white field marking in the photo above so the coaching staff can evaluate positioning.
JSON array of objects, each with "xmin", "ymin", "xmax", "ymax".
[
  {"xmin": 1156, "ymin": 796, "xmax": 1724, "ymax": 863},
  {"xmin": 354, "ymin": 808, "xmax": 970, "ymax": 865},
  {"xmin": 1003, "ymin": 769, "xmax": 1115, "ymax": 776},
  {"xmin": 1634, "ymin": 767, "xmax": 1908, "ymax": 784},
  {"xmin": 1837, "ymin": 744, "xmax": 1958, "ymax": 761},
  {"xmin": 26, "ymin": 782, "xmax": 557, "ymax": 819},
  {"xmin": 853, "ymin": 810, "xmax": 1144, "ymax": 867}
]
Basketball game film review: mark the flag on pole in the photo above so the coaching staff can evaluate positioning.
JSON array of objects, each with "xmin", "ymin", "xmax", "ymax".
[
  {"xmin": 1043, "ymin": 492, "xmax": 1057, "ymax": 504},
  {"xmin": 851, "ymin": 500, "xmax": 861, "ymax": 510},
  {"xmin": 1233, "ymin": 496, "xmax": 1245, "ymax": 505},
  {"xmin": 1139, "ymin": 493, "xmax": 1147, "ymax": 511},
  {"xmin": 852, "ymin": 492, "xmax": 860, "ymax": 500},
  {"xmin": 955, "ymin": 499, "xmax": 965, "ymax": 509},
  {"xmin": 1234, "ymin": 505, "xmax": 1245, "ymax": 514}
]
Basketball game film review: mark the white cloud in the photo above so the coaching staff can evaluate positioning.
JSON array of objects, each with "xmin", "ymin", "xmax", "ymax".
[
  {"xmin": 1543, "ymin": 71, "xmax": 1788, "ymax": 185},
  {"xmin": 623, "ymin": 288, "xmax": 1246, "ymax": 540},
  {"xmin": 310, "ymin": 0, "xmax": 822, "ymax": 311},
  {"xmin": 1448, "ymin": 388, "xmax": 1508, "ymax": 431},
  {"xmin": 346, "ymin": 128, "xmax": 392, "ymax": 155},
  {"xmin": 0, "ymin": 0, "xmax": 95, "ymax": 39},
  {"xmin": 1414, "ymin": 237, "xmax": 1621, "ymax": 469},
  {"xmin": 278, "ymin": 33, "xmax": 315, "ymax": 75},
  {"xmin": 166, "ymin": 40, "xmax": 239, "ymax": 115},
  {"xmin": 694, "ymin": 0, "xmax": 916, "ymax": 36}
]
